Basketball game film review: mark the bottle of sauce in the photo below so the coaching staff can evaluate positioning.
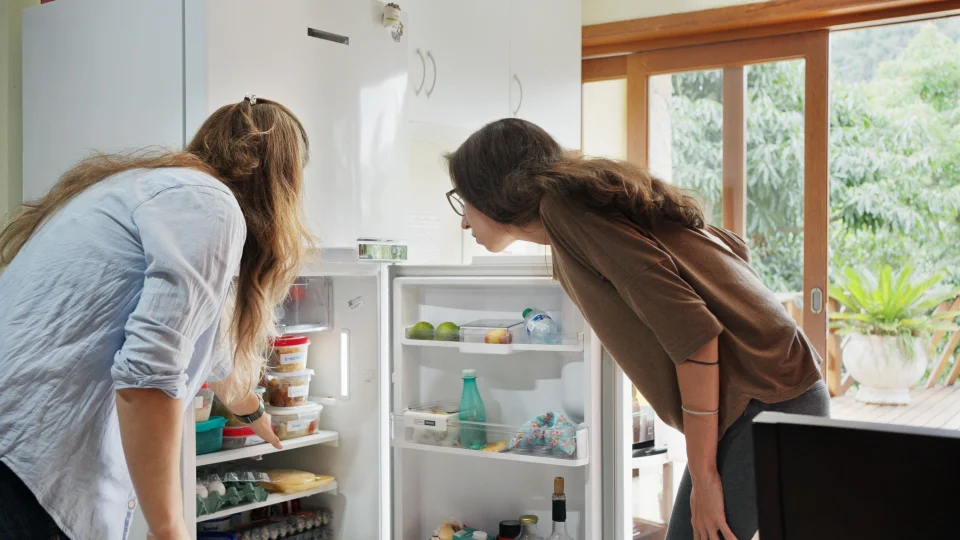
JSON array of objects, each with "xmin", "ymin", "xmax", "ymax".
[{"xmin": 498, "ymin": 520, "xmax": 521, "ymax": 540}]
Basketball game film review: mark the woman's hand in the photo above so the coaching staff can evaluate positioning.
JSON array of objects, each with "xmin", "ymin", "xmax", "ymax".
[
  {"xmin": 248, "ymin": 411, "xmax": 282, "ymax": 450},
  {"xmin": 690, "ymin": 472, "xmax": 737, "ymax": 540}
]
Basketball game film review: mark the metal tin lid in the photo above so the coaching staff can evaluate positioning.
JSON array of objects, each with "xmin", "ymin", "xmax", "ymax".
[{"xmin": 519, "ymin": 515, "xmax": 539, "ymax": 524}]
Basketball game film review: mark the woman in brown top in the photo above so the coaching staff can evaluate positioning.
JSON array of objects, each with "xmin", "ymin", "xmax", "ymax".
[{"xmin": 445, "ymin": 119, "xmax": 828, "ymax": 540}]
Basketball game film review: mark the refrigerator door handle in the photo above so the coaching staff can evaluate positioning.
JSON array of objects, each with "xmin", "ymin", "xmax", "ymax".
[{"xmin": 340, "ymin": 329, "xmax": 351, "ymax": 400}]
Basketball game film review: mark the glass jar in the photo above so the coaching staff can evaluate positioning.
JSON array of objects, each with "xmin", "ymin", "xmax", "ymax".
[{"xmin": 516, "ymin": 515, "xmax": 544, "ymax": 540}]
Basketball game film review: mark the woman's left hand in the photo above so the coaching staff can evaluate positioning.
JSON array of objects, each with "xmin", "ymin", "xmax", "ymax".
[
  {"xmin": 690, "ymin": 472, "xmax": 737, "ymax": 540},
  {"xmin": 248, "ymin": 412, "xmax": 282, "ymax": 450}
]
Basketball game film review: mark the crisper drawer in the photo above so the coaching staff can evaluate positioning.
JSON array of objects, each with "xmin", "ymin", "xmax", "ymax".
[
  {"xmin": 277, "ymin": 277, "xmax": 332, "ymax": 334},
  {"xmin": 390, "ymin": 411, "xmax": 589, "ymax": 467}
]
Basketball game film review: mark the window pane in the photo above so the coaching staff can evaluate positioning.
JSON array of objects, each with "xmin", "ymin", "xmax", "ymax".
[
  {"xmin": 650, "ymin": 70, "xmax": 724, "ymax": 227},
  {"xmin": 746, "ymin": 60, "xmax": 806, "ymax": 300}
]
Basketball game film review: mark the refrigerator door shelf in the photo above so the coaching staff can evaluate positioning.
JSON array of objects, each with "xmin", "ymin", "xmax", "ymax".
[
  {"xmin": 401, "ymin": 332, "xmax": 584, "ymax": 355},
  {"xmin": 391, "ymin": 413, "xmax": 589, "ymax": 467}
]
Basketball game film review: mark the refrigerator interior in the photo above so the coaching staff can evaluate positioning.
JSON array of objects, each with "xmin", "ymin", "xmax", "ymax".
[{"xmin": 391, "ymin": 275, "xmax": 597, "ymax": 539}]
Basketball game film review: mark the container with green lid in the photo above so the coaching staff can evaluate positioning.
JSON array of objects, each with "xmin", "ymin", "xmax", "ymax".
[{"xmin": 195, "ymin": 416, "xmax": 228, "ymax": 455}]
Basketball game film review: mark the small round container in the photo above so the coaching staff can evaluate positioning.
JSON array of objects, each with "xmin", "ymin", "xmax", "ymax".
[
  {"xmin": 267, "ymin": 335, "xmax": 310, "ymax": 373},
  {"xmin": 221, "ymin": 425, "xmax": 266, "ymax": 450},
  {"xmin": 264, "ymin": 369, "xmax": 314, "ymax": 408},
  {"xmin": 194, "ymin": 383, "xmax": 214, "ymax": 423},
  {"xmin": 267, "ymin": 402, "xmax": 323, "ymax": 440},
  {"xmin": 195, "ymin": 416, "xmax": 227, "ymax": 455}
]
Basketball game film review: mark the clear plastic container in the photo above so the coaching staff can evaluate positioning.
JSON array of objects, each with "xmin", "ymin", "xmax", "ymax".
[
  {"xmin": 459, "ymin": 319, "xmax": 524, "ymax": 344},
  {"xmin": 221, "ymin": 425, "xmax": 266, "ymax": 449},
  {"xmin": 405, "ymin": 323, "xmax": 436, "ymax": 341},
  {"xmin": 267, "ymin": 402, "xmax": 323, "ymax": 440},
  {"xmin": 194, "ymin": 383, "xmax": 215, "ymax": 423},
  {"xmin": 214, "ymin": 387, "xmax": 267, "ymax": 427},
  {"xmin": 264, "ymin": 369, "xmax": 314, "ymax": 408},
  {"xmin": 267, "ymin": 335, "xmax": 310, "ymax": 373},
  {"xmin": 277, "ymin": 277, "xmax": 332, "ymax": 334},
  {"xmin": 404, "ymin": 402, "xmax": 460, "ymax": 446}
]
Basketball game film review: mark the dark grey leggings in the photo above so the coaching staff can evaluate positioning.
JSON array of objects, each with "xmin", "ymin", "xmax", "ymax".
[{"xmin": 665, "ymin": 381, "xmax": 831, "ymax": 540}]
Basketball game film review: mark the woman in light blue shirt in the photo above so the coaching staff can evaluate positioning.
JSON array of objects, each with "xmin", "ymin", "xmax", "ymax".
[{"xmin": 0, "ymin": 96, "xmax": 313, "ymax": 540}]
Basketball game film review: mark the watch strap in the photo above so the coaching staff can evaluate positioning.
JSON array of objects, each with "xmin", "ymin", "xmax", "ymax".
[{"xmin": 235, "ymin": 397, "xmax": 265, "ymax": 424}]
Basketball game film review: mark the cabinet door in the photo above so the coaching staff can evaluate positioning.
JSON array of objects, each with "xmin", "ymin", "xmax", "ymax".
[
  {"xmin": 405, "ymin": 0, "xmax": 511, "ymax": 132},
  {"xmin": 509, "ymin": 0, "xmax": 582, "ymax": 150}
]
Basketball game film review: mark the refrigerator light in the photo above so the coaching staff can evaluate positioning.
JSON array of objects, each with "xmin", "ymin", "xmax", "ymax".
[{"xmin": 340, "ymin": 329, "xmax": 351, "ymax": 400}]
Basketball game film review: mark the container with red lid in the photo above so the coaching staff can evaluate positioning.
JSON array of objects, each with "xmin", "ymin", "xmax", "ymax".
[
  {"xmin": 194, "ymin": 383, "xmax": 215, "ymax": 423},
  {"xmin": 267, "ymin": 335, "xmax": 310, "ymax": 373},
  {"xmin": 220, "ymin": 425, "xmax": 265, "ymax": 450}
]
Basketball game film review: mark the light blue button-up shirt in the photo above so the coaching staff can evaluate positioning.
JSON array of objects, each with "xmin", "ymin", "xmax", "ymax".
[{"xmin": 0, "ymin": 167, "xmax": 245, "ymax": 539}]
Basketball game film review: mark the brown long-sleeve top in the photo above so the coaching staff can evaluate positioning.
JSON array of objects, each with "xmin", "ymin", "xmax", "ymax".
[{"xmin": 541, "ymin": 193, "xmax": 822, "ymax": 437}]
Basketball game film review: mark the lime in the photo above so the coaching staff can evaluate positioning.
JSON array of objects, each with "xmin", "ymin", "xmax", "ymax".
[
  {"xmin": 436, "ymin": 322, "xmax": 460, "ymax": 342},
  {"xmin": 409, "ymin": 321, "xmax": 435, "ymax": 340}
]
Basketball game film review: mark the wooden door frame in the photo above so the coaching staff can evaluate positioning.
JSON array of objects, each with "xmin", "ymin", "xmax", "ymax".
[{"xmin": 617, "ymin": 31, "xmax": 832, "ymax": 384}]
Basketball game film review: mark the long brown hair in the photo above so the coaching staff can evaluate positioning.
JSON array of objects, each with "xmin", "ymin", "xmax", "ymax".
[
  {"xmin": 446, "ymin": 118, "xmax": 704, "ymax": 230},
  {"xmin": 0, "ymin": 97, "xmax": 313, "ymax": 402}
]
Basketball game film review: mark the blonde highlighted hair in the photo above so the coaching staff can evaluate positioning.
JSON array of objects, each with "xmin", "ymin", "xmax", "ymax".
[{"xmin": 0, "ymin": 98, "xmax": 314, "ymax": 403}]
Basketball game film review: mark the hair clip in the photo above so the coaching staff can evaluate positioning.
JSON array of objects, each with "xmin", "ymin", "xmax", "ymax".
[{"xmin": 244, "ymin": 93, "xmax": 258, "ymax": 105}]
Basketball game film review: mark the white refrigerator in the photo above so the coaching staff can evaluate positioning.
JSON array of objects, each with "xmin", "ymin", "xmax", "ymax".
[{"xmin": 184, "ymin": 260, "xmax": 604, "ymax": 539}]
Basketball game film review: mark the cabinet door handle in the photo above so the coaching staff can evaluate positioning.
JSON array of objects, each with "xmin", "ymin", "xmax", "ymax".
[
  {"xmin": 426, "ymin": 51, "xmax": 437, "ymax": 98},
  {"xmin": 512, "ymin": 74, "xmax": 523, "ymax": 116},
  {"xmin": 414, "ymin": 48, "xmax": 426, "ymax": 96}
]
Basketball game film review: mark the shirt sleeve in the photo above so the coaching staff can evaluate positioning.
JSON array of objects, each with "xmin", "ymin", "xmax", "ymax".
[
  {"xmin": 541, "ymin": 197, "xmax": 723, "ymax": 364},
  {"xmin": 111, "ymin": 186, "xmax": 245, "ymax": 398}
]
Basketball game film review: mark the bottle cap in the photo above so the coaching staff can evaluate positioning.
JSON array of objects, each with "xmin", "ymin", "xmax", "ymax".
[
  {"xmin": 499, "ymin": 520, "xmax": 521, "ymax": 537},
  {"xmin": 519, "ymin": 515, "xmax": 539, "ymax": 524},
  {"xmin": 554, "ymin": 476, "xmax": 564, "ymax": 496},
  {"xmin": 462, "ymin": 369, "xmax": 477, "ymax": 378},
  {"xmin": 522, "ymin": 308, "xmax": 533, "ymax": 318}
]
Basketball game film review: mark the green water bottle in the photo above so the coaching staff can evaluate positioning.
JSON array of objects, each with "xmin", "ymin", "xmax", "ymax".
[{"xmin": 459, "ymin": 369, "xmax": 487, "ymax": 449}]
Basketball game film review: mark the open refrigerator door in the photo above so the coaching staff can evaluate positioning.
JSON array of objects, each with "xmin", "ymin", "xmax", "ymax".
[{"xmin": 389, "ymin": 264, "xmax": 602, "ymax": 540}]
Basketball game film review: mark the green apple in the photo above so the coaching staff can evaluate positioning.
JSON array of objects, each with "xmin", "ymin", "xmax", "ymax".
[{"xmin": 436, "ymin": 322, "xmax": 460, "ymax": 342}]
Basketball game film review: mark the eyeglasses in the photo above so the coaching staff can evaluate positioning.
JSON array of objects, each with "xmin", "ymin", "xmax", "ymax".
[{"xmin": 446, "ymin": 189, "xmax": 465, "ymax": 217}]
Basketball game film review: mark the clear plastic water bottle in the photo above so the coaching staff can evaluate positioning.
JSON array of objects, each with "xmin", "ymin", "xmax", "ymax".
[
  {"xmin": 523, "ymin": 308, "xmax": 561, "ymax": 344},
  {"xmin": 459, "ymin": 369, "xmax": 487, "ymax": 450}
]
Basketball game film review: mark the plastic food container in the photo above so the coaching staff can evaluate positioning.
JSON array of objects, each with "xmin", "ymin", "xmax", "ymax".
[
  {"xmin": 459, "ymin": 320, "xmax": 524, "ymax": 344},
  {"xmin": 194, "ymin": 383, "xmax": 215, "ymax": 423},
  {"xmin": 264, "ymin": 369, "xmax": 314, "ymax": 407},
  {"xmin": 404, "ymin": 402, "xmax": 460, "ymax": 446},
  {"xmin": 221, "ymin": 425, "xmax": 266, "ymax": 450},
  {"xmin": 267, "ymin": 335, "xmax": 310, "ymax": 373},
  {"xmin": 267, "ymin": 402, "xmax": 323, "ymax": 440},
  {"xmin": 405, "ymin": 324, "xmax": 436, "ymax": 340},
  {"xmin": 213, "ymin": 387, "xmax": 266, "ymax": 427},
  {"xmin": 259, "ymin": 469, "xmax": 335, "ymax": 494},
  {"xmin": 196, "ymin": 416, "xmax": 227, "ymax": 455}
]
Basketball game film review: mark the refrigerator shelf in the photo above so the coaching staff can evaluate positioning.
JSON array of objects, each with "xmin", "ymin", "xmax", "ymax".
[
  {"xmin": 277, "ymin": 323, "xmax": 330, "ymax": 335},
  {"xmin": 401, "ymin": 332, "xmax": 584, "ymax": 355},
  {"xmin": 196, "ymin": 481, "xmax": 338, "ymax": 523},
  {"xmin": 195, "ymin": 430, "xmax": 339, "ymax": 467},
  {"xmin": 391, "ymin": 413, "xmax": 588, "ymax": 467}
]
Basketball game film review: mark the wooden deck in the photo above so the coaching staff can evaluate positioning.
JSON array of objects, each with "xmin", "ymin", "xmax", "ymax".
[{"xmin": 831, "ymin": 386, "xmax": 960, "ymax": 431}]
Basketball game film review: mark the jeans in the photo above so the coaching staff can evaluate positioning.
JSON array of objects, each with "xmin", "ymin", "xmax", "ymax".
[{"xmin": 0, "ymin": 461, "xmax": 70, "ymax": 540}]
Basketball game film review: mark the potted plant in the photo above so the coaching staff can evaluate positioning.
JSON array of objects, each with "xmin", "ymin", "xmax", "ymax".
[{"xmin": 829, "ymin": 265, "xmax": 959, "ymax": 405}]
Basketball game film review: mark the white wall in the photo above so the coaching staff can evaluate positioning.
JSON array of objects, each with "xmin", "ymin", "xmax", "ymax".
[{"xmin": 583, "ymin": 0, "xmax": 766, "ymax": 26}]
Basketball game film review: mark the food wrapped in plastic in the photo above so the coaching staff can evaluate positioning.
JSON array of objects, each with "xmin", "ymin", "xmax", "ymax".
[{"xmin": 259, "ymin": 470, "xmax": 335, "ymax": 494}]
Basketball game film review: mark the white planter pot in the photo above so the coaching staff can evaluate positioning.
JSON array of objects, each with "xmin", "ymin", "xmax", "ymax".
[{"xmin": 843, "ymin": 334, "xmax": 928, "ymax": 405}]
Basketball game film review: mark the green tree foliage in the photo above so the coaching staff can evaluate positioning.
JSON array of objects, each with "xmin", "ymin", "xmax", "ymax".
[{"xmin": 666, "ymin": 20, "xmax": 960, "ymax": 292}]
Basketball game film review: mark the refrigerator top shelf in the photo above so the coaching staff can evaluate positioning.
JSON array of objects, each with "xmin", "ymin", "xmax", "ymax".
[
  {"xmin": 195, "ymin": 431, "xmax": 339, "ymax": 467},
  {"xmin": 401, "ymin": 332, "xmax": 584, "ymax": 355},
  {"xmin": 196, "ymin": 481, "xmax": 339, "ymax": 523}
]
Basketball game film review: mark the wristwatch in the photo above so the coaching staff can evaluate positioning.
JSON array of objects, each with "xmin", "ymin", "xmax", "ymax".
[{"xmin": 235, "ymin": 394, "xmax": 265, "ymax": 424}]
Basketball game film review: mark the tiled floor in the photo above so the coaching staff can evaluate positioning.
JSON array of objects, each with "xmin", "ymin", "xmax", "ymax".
[{"xmin": 831, "ymin": 386, "xmax": 960, "ymax": 430}]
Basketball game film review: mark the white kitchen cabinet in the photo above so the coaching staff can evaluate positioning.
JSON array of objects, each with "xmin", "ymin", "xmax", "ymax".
[
  {"xmin": 509, "ymin": 0, "xmax": 582, "ymax": 150},
  {"xmin": 405, "ymin": 0, "xmax": 511, "ymax": 132}
]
